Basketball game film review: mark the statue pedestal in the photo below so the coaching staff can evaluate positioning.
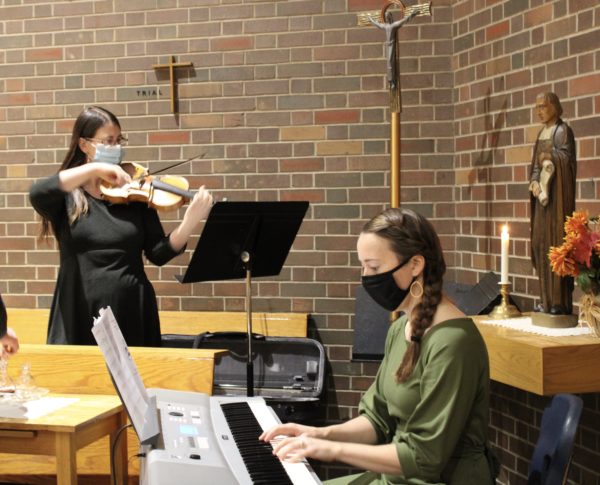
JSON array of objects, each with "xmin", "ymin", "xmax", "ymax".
[{"xmin": 531, "ymin": 312, "xmax": 578, "ymax": 328}]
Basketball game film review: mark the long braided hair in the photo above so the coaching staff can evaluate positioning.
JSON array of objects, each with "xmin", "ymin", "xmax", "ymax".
[
  {"xmin": 362, "ymin": 208, "xmax": 446, "ymax": 382},
  {"xmin": 38, "ymin": 106, "xmax": 121, "ymax": 240}
]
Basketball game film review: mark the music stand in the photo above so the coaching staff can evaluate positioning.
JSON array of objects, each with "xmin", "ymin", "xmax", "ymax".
[{"xmin": 176, "ymin": 201, "xmax": 309, "ymax": 397}]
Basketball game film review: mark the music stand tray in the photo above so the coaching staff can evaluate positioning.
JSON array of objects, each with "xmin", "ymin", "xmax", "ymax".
[{"xmin": 176, "ymin": 201, "xmax": 309, "ymax": 396}]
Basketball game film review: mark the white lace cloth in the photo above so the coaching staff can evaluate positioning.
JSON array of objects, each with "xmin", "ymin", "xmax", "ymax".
[{"xmin": 478, "ymin": 316, "xmax": 593, "ymax": 337}]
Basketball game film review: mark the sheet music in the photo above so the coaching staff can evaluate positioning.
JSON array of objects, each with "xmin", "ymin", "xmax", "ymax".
[{"xmin": 92, "ymin": 306, "xmax": 151, "ymax": 436}]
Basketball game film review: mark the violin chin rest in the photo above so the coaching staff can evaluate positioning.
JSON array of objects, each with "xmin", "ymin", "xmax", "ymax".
[{"xmin": 120, "ymin": 162, "xmax": 149, "ymax": 181}]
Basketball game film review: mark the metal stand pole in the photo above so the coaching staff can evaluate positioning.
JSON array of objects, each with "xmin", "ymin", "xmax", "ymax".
[{"xmin": 241, "ymin": 251, "xmax": 254, "ymax": 397}]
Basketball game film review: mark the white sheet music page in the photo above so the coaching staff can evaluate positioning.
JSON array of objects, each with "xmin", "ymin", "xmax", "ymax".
[{"xmin": 92, "ymin": 306, "xmax": 150, "ymax": 432}]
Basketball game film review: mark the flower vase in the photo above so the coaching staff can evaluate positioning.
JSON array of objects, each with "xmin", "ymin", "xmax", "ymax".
[{"xmin": 579, "ymin": 291, "xmax": 600, "ymax": 337}]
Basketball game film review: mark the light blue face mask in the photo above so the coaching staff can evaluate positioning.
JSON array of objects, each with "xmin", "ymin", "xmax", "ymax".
[{"xmin": 92, "ymin": 143, "xmax": 124, "ymax": 165}]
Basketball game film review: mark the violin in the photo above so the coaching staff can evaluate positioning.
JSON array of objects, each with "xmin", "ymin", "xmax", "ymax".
[{"xmin": 99, "ymin": 162, "xmax": 196, "ymax": 211}]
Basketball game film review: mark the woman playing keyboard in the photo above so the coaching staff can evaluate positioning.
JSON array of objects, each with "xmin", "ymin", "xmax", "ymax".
[{"xmin": 261, "ymin": 208, "xmax": 499, "ymax": 485}]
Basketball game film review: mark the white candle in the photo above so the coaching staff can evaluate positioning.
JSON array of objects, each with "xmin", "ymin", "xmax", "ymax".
[{"xmin": 500, "ymin": 224, "xmax": 509, "ymax": 284}]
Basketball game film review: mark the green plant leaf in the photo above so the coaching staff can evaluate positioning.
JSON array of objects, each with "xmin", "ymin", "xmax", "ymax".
[{"xmin": 577, "ymin": 272, "xmax": 592, "ymax": 293}]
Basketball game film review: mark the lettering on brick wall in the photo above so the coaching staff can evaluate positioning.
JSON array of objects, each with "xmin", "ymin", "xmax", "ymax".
[{"xmin": 136, "ymin": 88, "xmax": 163, "ymax": 97}]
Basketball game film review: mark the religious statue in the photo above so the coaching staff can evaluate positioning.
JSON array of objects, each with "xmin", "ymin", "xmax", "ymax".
[
  {"xmin": 529, "ymin": 92, "xmax": 577, "ymax": 316},
  {"xmin": 368, "ymin": 9, "xmax": 418, "ymax": 91}
]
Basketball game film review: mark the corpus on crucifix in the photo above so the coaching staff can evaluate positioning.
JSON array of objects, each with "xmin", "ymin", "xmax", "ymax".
[{"xmin": 367, "ymin": 9, "xmax": 418, "ymax": 93}]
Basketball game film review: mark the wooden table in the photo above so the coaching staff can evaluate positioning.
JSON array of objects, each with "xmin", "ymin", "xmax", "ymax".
[
  {"xmin": 0, "ymin": 394, "xmax": 127, "ymax": 485},
  {"xmin": 473, "ymin": 316, "xmax": 600, "ymax": 395},
  {"xmin": 0, "ymin": 344, "xmax": 223, "ymax": 482}
]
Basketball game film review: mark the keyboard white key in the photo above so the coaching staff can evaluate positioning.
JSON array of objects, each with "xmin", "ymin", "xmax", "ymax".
[{"xmin": 248, "ymin": 399, "xmax": 322, "ymax": 485}]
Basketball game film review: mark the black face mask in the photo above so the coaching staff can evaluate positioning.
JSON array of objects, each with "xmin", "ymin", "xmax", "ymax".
[{"xmin": 361, "ymin": 258, "xmax": 414, "ymax": 312}]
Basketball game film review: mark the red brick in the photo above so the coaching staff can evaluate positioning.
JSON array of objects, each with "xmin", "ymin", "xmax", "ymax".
[
  {"xmin": 211, "ymin": 36, "xmax": 253, "ymax": 51},
  {"xmin": 456, "ymin": 136, "xmax": 476, "ymax": 152},
  {"xmin": 524, "ymin": 4, "xmax": 553, "ymax": 28},
  {"xmin": 314, "ymin": 46, "xmax": 360, "ymax": 61},
  {"xmin": 546, "ymin": 16, "xmax": 577, "ymax": 41},
  {"xmin": 148, "ymin": 132, "xmax": 190, "ymax": 145},
  {"xmin": 280, "ymin": 190, "xmax": 324, "ymax": 203},
  {"xmin": 578, "ymin": 159, "xmax": 598, "ymax": 179},
  {"xmin": 25, "ymin": 48, "xmax": 62, "ymax": 62},
  {"xmin": 486, "ymin": 20, "xmax": 509, "ymax": 41},
  {"xmin": 315, "ymin": 110, "xmax": 360, "ymax": 124},
  {"xmin": 280, "ymin": 158, "xmax": 324, "ymax": 172},
  {"xmin": 506, "ymin": 69, "xmax": 531, "ymax": 89},
  {"xmin": 569, "ymin": 30, "xmax": 600, "ymax": 55},
  {"xmin": 347, "ymin": 0, "xmax": 381, "ymax": 11},
  {"xmin": 1, "ymin": 93, "xmax": 33, "ymax": 106},
  {"xmin": 569, "ymin": 0, "xmax": 598, "ymax": 13},
  {"xmin": 569, "ymin": 73, "xmax": 600, "ymax": 97}
]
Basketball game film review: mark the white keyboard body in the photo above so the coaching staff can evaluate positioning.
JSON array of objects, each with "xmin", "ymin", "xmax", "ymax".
[{"xmin": 140, "ymin": 388, "xmax": 321, "ymax": 485}]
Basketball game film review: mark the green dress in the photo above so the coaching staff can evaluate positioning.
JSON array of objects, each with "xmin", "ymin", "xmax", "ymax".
[{"xmin": 327, "ymin": 316, "xmax": 497, "ymax": 485}]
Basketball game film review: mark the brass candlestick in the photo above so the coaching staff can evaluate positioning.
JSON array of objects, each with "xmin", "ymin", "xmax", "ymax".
[{"xmin": 489, "ymin": 283, "xmax": 522, "ymax": 319}]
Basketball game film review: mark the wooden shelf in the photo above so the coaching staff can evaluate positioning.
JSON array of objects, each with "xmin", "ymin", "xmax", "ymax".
[{"xmin": 473, "ymin": 316, "xmax": 600, "ymax": 395}]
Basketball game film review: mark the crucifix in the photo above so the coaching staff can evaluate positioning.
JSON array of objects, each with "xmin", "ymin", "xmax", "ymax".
[
  {"xmin": 355, "ymin": 1, "xmax": 432, "ymax": 326},
  {"xmin": 357, "ymin": 1, "xmax": 431, "ymax": 208},
  {"xmin": 152, "ymin": 55, "xmax": 193, "ymax": 114}
]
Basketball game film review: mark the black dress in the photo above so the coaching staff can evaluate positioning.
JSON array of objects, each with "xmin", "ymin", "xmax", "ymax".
[
  {"xmin": 29, "ymin": 174, "xmax": 183, "ymax": 346},
  {"xmin": 0, "ymin": 294, "xmax": 7, "ymax": 338}
]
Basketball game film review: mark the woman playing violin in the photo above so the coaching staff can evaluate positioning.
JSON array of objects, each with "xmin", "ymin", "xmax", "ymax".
[{"xmin": 29, "ymin": 106, "xmax": 213, "ymax": 346}]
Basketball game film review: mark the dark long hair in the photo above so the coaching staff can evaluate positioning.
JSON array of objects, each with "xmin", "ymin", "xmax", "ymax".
[
  {"xmin": 362, "ymin": 208, "xmax": 446, "ymax": 382},
  {"xmin": 38, "ymin": 106, "xmax": 121, "ymax": 239}
]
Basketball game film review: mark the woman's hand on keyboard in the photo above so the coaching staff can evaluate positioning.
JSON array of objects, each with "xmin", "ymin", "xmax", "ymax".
[
  {"xmin": 270, "ymin": 434, "xmax": 341, "ymax": 464},
  {"xmin": 259, "ymin": 422, "xmax": 319, "ymax": 443}
]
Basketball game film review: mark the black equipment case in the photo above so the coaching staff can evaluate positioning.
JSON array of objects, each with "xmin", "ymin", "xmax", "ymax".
[{"xmin": 162, "ymin": 332, "xmax": 326, "ymax": 424}]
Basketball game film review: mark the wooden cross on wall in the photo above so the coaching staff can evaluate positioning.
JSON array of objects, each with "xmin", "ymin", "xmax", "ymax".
[{"xmin": 152, "ymin": 55, "xmax": 193, "ymax": 114}]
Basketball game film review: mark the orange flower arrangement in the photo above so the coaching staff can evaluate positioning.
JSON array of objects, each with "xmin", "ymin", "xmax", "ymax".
[
  {"xmin": 548, "ymin": 211, "xmax": 600, "ymax": 284},
  {"xmin": 551, "ymin": 211, "xmax": 600, "ymax": 336},
  {"xmin": 549, "ymin": 211, "xmax": 600, "ymax": 294}
]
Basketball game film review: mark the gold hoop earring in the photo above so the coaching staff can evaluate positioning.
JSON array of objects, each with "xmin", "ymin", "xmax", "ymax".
[{"xmin": 410, "ymin": 280, "xmax": 423, "ymax": 299}]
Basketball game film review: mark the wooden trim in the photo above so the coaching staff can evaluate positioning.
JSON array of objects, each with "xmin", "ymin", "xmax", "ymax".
[
  {"xmin": 6, "ymin": 308, "xmax": 309, "ymax": 344},
  {"xmin": 7, "ymin": 344, "xmax": 223, "ymax": 396},
  {"xmin": 159, "ymin": 310, "xmax": 308, "ymax": 337}
]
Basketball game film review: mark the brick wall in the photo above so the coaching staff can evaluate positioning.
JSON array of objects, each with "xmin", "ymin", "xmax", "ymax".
[
  {"xmin": 451, "ymin": 1, "xmax": 600, "ymax": 483},
  {"xmin": 0, "ymin": 0, "xmax": 599, "ymax": 483}
]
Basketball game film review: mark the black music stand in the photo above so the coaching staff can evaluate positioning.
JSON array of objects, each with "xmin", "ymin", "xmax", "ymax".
[{"xmin": 176, "ymin": 201, "xmax": 309, "ymax": 397}]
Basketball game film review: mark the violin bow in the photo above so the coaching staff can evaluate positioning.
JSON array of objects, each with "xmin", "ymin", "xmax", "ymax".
[
  {"xmin": 147, "ymin": 152, "xmax": 208, "ymax": 176},
  {"xmin": 129, "ymin": 152, "xmax": 207, "ymax": 188}
]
